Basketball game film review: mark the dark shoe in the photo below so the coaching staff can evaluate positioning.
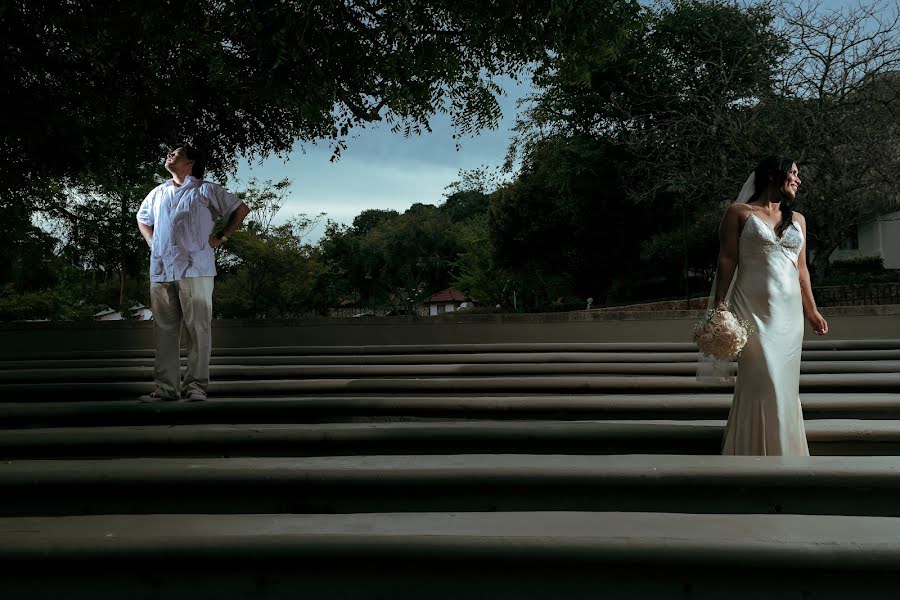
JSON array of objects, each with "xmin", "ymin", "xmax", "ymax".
[
  {"xmin": 140, "ymin": 391, "xmax": 178, "ymax": 403},
  {"xmin": 184, "ymin": 390, "xmax": 207, "ymax": 402}
]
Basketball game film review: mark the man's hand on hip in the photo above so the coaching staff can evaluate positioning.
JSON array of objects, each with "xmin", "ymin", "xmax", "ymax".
[{"xmin": 208, "ymin": 235, "xmax": 223, "ymax": 249}]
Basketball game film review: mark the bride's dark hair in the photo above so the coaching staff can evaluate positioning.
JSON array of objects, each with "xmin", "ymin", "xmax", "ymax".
[{"xmin": 748, "ymin": 155, "xmax": 795, "ymax": 237}]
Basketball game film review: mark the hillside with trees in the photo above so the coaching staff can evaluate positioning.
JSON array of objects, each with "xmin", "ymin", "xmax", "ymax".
[{"xmin": 2, "ymin": 0, "xmax": 898, "ymax": 319}]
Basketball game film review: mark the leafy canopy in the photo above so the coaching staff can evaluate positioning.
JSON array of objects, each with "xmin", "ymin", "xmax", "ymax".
[{"xmin": 1, "ymin": 0, "xmax": 637, "ymax": 190}]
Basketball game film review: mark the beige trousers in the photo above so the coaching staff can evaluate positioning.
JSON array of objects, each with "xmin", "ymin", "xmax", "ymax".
[{"xmin": 149, "ymin": 276, "xmax": 215, "ymax": 399}]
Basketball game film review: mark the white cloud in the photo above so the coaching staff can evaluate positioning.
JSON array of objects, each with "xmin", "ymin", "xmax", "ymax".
[
  {"xmin": 233, "ymin": 77, "xmax": 534, "ymax": 241},
  {"xmin": 239, "ymin": 151, "xmax": 461, "ymax": 242}
]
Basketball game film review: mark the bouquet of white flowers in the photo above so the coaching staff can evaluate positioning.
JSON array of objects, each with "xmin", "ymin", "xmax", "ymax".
[{"xmin": 693, "ymin": 308, "xmax": 754, "ymax": 360}]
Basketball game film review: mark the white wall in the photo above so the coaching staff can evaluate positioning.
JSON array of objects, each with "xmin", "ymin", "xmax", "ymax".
[
  {"xmin": 428, "ymin": 303, "xmax": 459, "ymax": 316},
  {"xmin": 859, "ymin": 210, "xmax": 900, "ymax": 269}
]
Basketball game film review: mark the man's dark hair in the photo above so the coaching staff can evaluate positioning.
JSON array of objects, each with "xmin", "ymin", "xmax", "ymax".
[{"xmin": 180, "ymin": 144, "xmax": 206, "ymax": 179}]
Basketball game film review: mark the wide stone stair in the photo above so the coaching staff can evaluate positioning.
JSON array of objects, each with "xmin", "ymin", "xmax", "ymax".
[{"xmin": 2, "ymin": 338, "xmax": 900, "ymax": 598}]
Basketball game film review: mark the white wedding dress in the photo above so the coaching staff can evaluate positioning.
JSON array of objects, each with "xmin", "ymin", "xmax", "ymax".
[{"xmin": 721, "ymin": 212, "xmax": 810, "ymax": 456}]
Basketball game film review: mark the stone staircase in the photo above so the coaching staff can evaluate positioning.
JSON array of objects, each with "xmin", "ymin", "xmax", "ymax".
[{"xmin": 2, "ymin": 338, "xmax": 900, "ymax": 598}]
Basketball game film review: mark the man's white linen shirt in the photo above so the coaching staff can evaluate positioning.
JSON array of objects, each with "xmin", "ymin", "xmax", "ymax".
[{"xmin": 137, "ymin": 176, "xmax": 242, "ymax": 283}]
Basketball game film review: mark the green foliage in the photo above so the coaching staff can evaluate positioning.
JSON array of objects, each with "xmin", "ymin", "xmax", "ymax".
[
  {"xmin": 0, "ymin": 179, "xmax": 64, "ymax": 290},
  {"xmin": 490, "ymin": 135, "xmax": 652, "ymax": 304},
  {"xmin": 236, "ymin": 178, "xmax": 292, "ymax": 234},
  {"xmin": 754, "ymin": 2, "xmax": 900, "ymax": 274},
  {"xmin": 637, "ymin": 204, "xmax": 720, "ymax": 300},
  {"xmin": 365, "ymin": 204, "xmax": 462, "ymax": 304},
  {"xmin": 512, "ymin": 0, "xmax": 900, "ymax": 294},
  {"xmin": 352, "ymin": 210, "xmax": 401, "ymax": 237},
  {"xmin": 0, "ymin": 267, "xmax": 119, "ymax": 322},
  {"xmin": 1, "ymin": 218, "xmax": 62, "ymax": 293},
  {"xmin": 500, "ymin": 0, "xmax": 791, "ymax": 303},
  {"xmin": 319, "ymin": 203, "xmax": 461, "ymax": 312},
  {"xmin": 0, "ymin": 172, "xmax": 158, "ymax": 316},
  {"xmin": 316, "ymin": 188, "xmax": 497, "ymax": 312},
  {"xmin": 517, "ymin": 0, "xmax": 786, "ymax": 201},
  {"xmin": 55, "ymin": 186, "xmax": 150, "ymax": 272},
  {"xmin": 215, "ymin": 178, "xmax": 326, "ymax": 319},
  {"xmin": 440, "ymin": 190, "xmax": 491, "ymax": 224},
  {"xmin": 215, "ymin": 215, "xmax": 326, "ymax": 319},
  {"xmin": 0, "ymin": 289, "xmax": 64, "ymax": 322},
  {"xmin": 0, "ymin": 0, "xmax": 644, "ymax": 318},
  {"xmin": 450, "ymin": 215, "xmax": 506, "ymax": 307},
  {"xmin": 830, "ymin": 256, "xmax": 886, "ymax": 274},
  {"xmin": 6, "ymin": 1, "xmax": 897, "ymax": 318},
  {"xmin": 2, "ymin": 0, "xmax": 636, "ymax": 195},
  {"xmin": 816, "ymin": 270, "xmax": 900, "ymax": 287},
  {"xmin": 503, "ymin": 268, "xmax": 579, "ymax": 313}
]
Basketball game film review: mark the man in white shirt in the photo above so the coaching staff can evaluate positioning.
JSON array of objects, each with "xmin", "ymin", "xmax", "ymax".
[{"xmin": 136, "ymin": 145, "xmax": 250, "ymax": 401}]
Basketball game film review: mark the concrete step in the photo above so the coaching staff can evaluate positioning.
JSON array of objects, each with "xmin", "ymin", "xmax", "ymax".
[
  {"xmin": 3, "ymin": 511, "xmax": 900, "ymax": 598},
  {"xmin": 1, "ymin": 393, "xmax": 898, "ymax": 428},
  {"xmin": 3, "ymin": 360, "xmax": 899, "ymax": 384},
  {"xmin": 2, "ymin": 454, "xmax": 900, "ymax": 517},
  {"xmin": 2, "ymin": 372, "xmax": 898, "ymax": 401},
  {"xmin": 0, "ymin": 419, "xmax": 898, "ymax": 458},
  {"xmin": 0, "ymin": 420, "xmax": 725, "ymax": 457},
  {"xmin": 4, "ymin": 348, "xmax": 899, "ymax": 370},
  {"xmin": 6, "ymin": 338, "xmax": 897, "ymax": 361}
]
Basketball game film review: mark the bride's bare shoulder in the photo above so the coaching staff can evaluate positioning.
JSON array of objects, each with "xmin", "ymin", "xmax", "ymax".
[{"xmin": 723, "ymin": 202, "xmax": 752, "ymax": 220}]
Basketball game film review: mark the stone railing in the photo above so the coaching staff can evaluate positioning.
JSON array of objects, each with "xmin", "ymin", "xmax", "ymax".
[
  {"xmin": 600, "ymin": 283, "xmax": 900, "ymax": 312},
  {"xmin": 598, "ymin": 297, "xmax": 709, "ymax": 312}
]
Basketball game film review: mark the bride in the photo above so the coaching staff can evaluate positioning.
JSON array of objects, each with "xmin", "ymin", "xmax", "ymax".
[{"xmin": 711, "ymin": 156, "xmax": 828, "ymax": 456}]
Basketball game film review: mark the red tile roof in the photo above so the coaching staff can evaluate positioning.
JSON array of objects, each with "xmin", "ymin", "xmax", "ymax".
[{"xmin": 424, "ymin": 288, "xmax": 467, "ymax": 303}]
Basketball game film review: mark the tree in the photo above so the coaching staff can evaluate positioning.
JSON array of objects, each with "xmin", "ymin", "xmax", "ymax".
[
  {"xmin": 316, "ymin": 220, "xmax": 369, "ymax": 308},
  {"xmin": 236, "ymin": 177, "xmax": 293, "ymax": 234},
  {"xmin": 352, "ymin": 209, "xmax": 401, "ymax": 237},
  {"xmin": 0, "ymin": 179, "xmax": 66, "ymax": 292},
  {"xmin": 510, "ymin": 0, "xmax": 900, "ymax": 293},
  {"xmin": 439, "ymin": 189, "xmax": 491, "ymax": 224},
  {"xmin": 215, "ymin": 179, "xmax": 326, "ymax": 318},
  {"xmin": 215, "ymin": 215, "xmax": 326, "ymax": 318},
  {"xmin": 314, "ymin": 177, "xmax": 497, "ymax": 312},
  {"xmin": 1, "ymin": 0, "xmax": 637, "ymax": 193},
  {"xmin": 490, "ymin": 135, "xmax": 652, "ymax": 306},
  {"xmin": 513, "ymin": 0, "xmax": 787, "ymax": 205},
  {"xmin": 363, "ymin": 204, "xmax": 462, "ymax": 304},
  {"xmin": 319, "ymin": 201, "xmax": 471, "ymax": 311},
  {"xmin": 0, "ymin": 177, "xmax": 153, "ymax": 321},
  {"xmin": 755, "ymin": 0, "xmax": 900, "ymax": 275},
  {"xmin": 450, "ymin": 214, "xmax": 507, "ymax": 307},
  {"xmin": 19, "ymin": 173, "xmax": 158, "ymax": 311},
  {"xmin": 0, "ymin": 217, "xmax": 61, "ymax": 295},
  {"xmin": 502, "ymin": 0, "xmax": 790, "ymax": 301}
]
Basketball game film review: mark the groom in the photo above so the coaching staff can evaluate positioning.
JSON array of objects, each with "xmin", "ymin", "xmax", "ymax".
[{"xmin": 136, "ymin": 145, "xmax": 250, "ymax": 401}]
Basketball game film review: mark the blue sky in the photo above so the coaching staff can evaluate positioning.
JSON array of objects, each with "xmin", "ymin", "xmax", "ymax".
[{"xmin": 234, "ymin": 78, "xmax": 532, "ymax": 241}]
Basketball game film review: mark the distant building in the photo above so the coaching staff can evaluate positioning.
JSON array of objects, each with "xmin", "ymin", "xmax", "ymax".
[
  {"xmin": 858, "ymin": 211, "xmax": 900, "ymax": 269},
  {"xmin": 94, "ymin": 303, "xmax": 153, "ymax": 321},
  {"xmin": 422, "ymin": 288, "xmax": 478, "ymax": 316},
  {"xmin": 830, "ymin": 211, "xmax": 900, "ymax": 268}
]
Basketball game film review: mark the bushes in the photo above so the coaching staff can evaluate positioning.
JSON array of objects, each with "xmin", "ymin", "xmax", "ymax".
[
  {"xmin": 0, "ymin": 288, "xmax": 106, "ymax": 321},
  {"xmin": 816, "ymin": 256, "xmax": 900, "ymax": 287},
  {"xmin": 830, "ymin": 256, "xmax": 885, "ymax": 273},
  {"xmin": 0, "ymin": 289, "xmax": 61, "ymax": 321}
]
